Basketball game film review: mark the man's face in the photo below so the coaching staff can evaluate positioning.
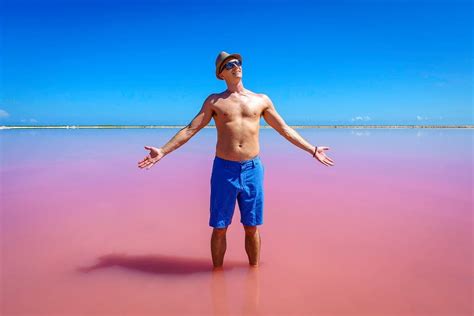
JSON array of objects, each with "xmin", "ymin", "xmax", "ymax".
[{"xmin": 219, "ymin": 58, "xmax": 242, "ymax": 80}]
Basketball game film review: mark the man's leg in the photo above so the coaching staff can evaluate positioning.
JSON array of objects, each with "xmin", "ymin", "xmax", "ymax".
[
  {"xmin": 211, "ymin": 227, "xmax": 228, "ymax": 268},
  {"xmin": 243, "ymin": 225, "xmax": 261, "ymax": 266}
]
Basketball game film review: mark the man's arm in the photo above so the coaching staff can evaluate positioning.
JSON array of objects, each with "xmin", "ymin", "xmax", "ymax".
[
  {"xmin": 160, "ymin": 94, "xmax": 215, "ymax": 156},
  {"xmin": 261, "ymin": 94, "xmax": 316, "ymax": 155}
]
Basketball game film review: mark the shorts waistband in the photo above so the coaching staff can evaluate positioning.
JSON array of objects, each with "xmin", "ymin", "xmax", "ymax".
[{"xmin": 214, "ymin": 155, "xmax": 260, "ymax": 169}]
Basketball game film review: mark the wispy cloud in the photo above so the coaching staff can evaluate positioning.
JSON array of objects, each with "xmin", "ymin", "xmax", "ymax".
[
  {"xmin": 351, "ymin": 115, "xmax": 371, "ymax": 122},
  {"xmin": 20, "ymin": 118, "xmax": 38, "ymax": 123},
  {"xmin": 416, "ymin": 115, "xmax": 444, "ymax": 121},
  {"xmin": 0, "ymin": 109, "xmax": 10, "ymax": 118},
  {"xmin": 420, "ymin": 71, "xmax": 452, "ymax": 88}
]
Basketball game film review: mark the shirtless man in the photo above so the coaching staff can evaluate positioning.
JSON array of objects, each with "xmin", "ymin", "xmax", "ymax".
[{"xmin": 138, "ymin": 51, "xmax": 335, "ymax": 269}]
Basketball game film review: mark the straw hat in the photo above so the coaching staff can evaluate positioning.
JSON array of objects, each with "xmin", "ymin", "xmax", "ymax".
[{"xmin": 215, "ymin": 51, "xmax": 242, "ymax": 80}]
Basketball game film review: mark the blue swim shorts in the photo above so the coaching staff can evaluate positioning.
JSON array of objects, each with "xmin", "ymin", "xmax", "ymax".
[{"xmin": 209, "ymin": 155, "xmax": 265, "ymax": 228}]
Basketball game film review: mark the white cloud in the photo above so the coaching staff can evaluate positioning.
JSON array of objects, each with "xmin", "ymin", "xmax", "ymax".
[
  {"xmin": 20, "ymin": 118, "xmax": 38, "ymax": 123},
  {"xmin": 420, "ymin": 72, "xmax": 450, "ymax": 87},
  {"xmin": 351, "ymin": 115, "xmax": 371, "ymax": 122},
  {"xmin": 417, "ymin": 115, "xmax": 445, "ymax": 122},
  {"xmin": 0, "ymin": 109, "xmax": 9, "ymax": 118}
]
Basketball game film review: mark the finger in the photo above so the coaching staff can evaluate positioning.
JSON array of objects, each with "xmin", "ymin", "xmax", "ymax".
[
  {"xmin": 146, "ymin": 159, "xmax": 157, "ymax": 168},
  {"xmin": 139, "ymin": 160, "xmax": 151, "ymax": 168},
  {"xmin": 326, "ymin": 156, "xmax": 335, "ymax": 163},
  {"xmin": 326, "ymin": 157, "xmax": 335, "ymax": 165},
  {"xmin": 325, "ymin": 159, "xmax": 334, "ymax": 166},
  {"xmin": 146, "ymin": 159, "xmax": 154, "ymax": 167},
  {"xmin": 317, "ymin": 157, "xmax": 328, "ymax": 166},
  {"xmin": 317, "ymin": 154, "xmax": 329, "ymax": 163},
  {"xmin": 320, "ymin": 152, "xmax": 334, "ymax": 162},
  {"xmin": 138, "ymin": 156, "xmax": 149, "ymax": 164},
  {"xmin": 323, "ymin": 155, "xmax": 333, "ymax": 163},
  {"xmin": 139, "ymin": 156, "xmax": 153, "ymax": 165},
  {"xmin": 321, "ymin": 160, "xmax": 330, "ymax": 166}
]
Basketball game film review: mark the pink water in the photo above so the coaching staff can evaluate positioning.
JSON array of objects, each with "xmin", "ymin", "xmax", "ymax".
[{"xmin": 1, "ymin": 128, "xmax": 472, "ymax": 316}]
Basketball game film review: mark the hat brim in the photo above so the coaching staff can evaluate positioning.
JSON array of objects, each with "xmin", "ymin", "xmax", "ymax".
[{"xmin": 216, "ymin": 54, "xmax": 242, "ymax": 80}]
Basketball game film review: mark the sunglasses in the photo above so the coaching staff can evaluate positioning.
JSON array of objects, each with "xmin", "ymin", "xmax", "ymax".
[{"xmin": 221, "ymin": 60, "xmax": 242, "ymax": 72}]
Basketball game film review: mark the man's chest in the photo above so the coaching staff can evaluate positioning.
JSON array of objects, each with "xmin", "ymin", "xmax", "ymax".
[{"xmin": 213, "ymin": 96, "xmax": 266, "ymax": 121}]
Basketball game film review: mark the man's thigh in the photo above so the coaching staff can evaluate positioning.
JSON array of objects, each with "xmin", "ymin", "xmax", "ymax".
[
  {"xmin": 238, "ymin": 160, "xmax": 264, "ymax": 226},
  {"xmin": 209, "ymin": 162, "xmax": 240, "ymax": 228}
]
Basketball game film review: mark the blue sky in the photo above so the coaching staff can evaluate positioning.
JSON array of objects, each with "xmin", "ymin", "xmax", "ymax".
[{"xmin": 1, "ymin": 0, "xmax": 472, "ymax": 125}]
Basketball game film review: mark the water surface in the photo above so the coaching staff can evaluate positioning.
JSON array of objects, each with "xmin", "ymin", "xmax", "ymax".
[{"xmin": 1, "ymin": 128, "xmax": 472, "ymax": 315}]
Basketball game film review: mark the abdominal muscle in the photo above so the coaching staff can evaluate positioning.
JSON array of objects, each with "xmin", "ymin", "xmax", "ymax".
[{"xmin": 214, "ymin": 119, "xmax": 260, "ymax": 162}]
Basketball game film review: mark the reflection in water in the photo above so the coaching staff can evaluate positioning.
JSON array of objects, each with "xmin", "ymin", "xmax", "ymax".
[
  {"xmin": 77, "ymin": 253, "xmax": 261, "ymax": 314},
  {"xmin": 211, "ymin": 268, "xmax": 229, "ymax": 316},
  {"xmin": 211, "ymin": 266, "xmax": 261, "ymax": 316},
  {"xmin": 243, "ymin": 267, "xmax": 261, "ymax": 316}
]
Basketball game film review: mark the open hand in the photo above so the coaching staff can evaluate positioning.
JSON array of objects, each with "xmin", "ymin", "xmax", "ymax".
[
  {"xmin": 138, "ymin": 146, "xmax": 165, "ymax": 170},
  {"xmin": 313, "ymin": 146, "xmax": 335, "ymax": 167}
]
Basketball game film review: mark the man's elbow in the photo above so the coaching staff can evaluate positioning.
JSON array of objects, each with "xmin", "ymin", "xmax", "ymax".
[
  {"xmin": 275, "ymin": 124, "xmax": 291, "ymax": 138},
  {"xmin": 187, "ymin": 123, "xmax": 207, "ymax": 136}
]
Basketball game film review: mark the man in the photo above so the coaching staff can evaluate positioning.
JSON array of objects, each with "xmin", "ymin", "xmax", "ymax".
[{"xmin": 138, "ymin": 51, "xmax": 335, "ymax": 269}]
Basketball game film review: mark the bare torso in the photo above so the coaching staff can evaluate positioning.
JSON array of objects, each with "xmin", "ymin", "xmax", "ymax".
[{"xmin": 209, "ymin": 89, "xmax": 267, "ymax": 162}]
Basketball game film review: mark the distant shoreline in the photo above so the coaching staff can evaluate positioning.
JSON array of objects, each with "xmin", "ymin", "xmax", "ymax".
[{"xmin": 1, "ymin": 125, "xmax": 473, "ymax": 129}]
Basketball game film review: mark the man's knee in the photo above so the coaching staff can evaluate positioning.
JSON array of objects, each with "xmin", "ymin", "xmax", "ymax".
[
  {"xmin": 243, "ymin": 225, "xmax": 257, "ymax": 235},
  {"xmin": 213, "ymin": 227, "xmax": 228, "ymax": 236}
]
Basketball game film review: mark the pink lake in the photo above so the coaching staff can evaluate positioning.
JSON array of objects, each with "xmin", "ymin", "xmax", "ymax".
[{"xmin": 1, "ymin": 127, "xmax": 472, "ymax": 316}]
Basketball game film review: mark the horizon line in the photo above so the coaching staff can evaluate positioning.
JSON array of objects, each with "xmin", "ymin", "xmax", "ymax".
[{"xmin": 1, "ymin": 124, "xmax": 473, "ymax": 130}]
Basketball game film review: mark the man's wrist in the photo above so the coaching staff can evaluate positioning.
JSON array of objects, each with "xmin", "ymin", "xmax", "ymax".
[{"xmin": 312, "ymin": 146, "xmax": 318, "ymax": 157}]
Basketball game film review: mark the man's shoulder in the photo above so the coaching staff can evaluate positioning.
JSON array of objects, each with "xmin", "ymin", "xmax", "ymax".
[
  {"xmin": 254, "ymin": 93, "xmax": 271, "ymax": 106},
  {"xmin": 206, "ymin": 91, "xmax": 234, "ymax": 101},
  {"xmin": 256, "ymin": 92, "xmax": 269, "ymax": 100},
  {"xmin": 202, "ymin": 93, "xmax": 221, "ymax": 106}
]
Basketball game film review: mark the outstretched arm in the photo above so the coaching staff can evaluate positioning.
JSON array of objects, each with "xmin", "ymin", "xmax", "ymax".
[
  {"xmin": 160, "ymin": 94, "xmax": 215, "ymax": 155},
  {"xmin": 261, "ymin": 94, "xmax": 334, "ymax": 166},
  {"xmin": 138, "ymin": 94, "xmax": 215, "ymax": 169}
]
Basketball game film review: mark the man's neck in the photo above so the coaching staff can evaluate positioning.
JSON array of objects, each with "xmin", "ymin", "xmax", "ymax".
[{"xmin": 225, "ymin": 81, "xmax": 245, "ymax": 94}]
